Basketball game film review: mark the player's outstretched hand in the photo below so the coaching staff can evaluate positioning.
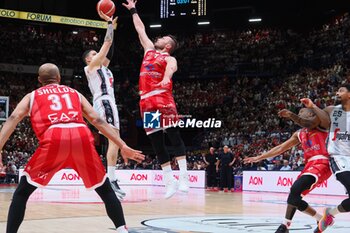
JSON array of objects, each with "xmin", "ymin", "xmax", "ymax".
[
  {"xmin": 300, "ymin": 98, "xmax": 315, "ymax": 108},
  {"xmin": 243, "ymin": 156, "xmax": 259, "ymax": 164},
  {"xmin": 278, "ymin": 109, "xmax": 293, "ymax": 119},
  {"xmin": 98, "ymin": 10, "xmax": 115, "ymax": 22},
  {"xmin": 121, "ymin": 145, "xmax": 145, "ymax": 163},
  {"xmin": 122, "ymin": 0, "xmax": 137, "ymax": 10},
  {"xmin": 112, "ymin": 16, "xmax": 118, "ymax": 26}
]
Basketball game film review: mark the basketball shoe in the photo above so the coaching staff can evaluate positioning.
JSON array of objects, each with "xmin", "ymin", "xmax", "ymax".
[
  {"xmin": 164, "ymin": 176, "xmax": 178, "ymax": 199},
  {"xmin": 318, "ymin": 208, "xmax": 334, "ymax": 232},
  {"xmin": 275, "ymin": 224, "xmax": 289, "ymax": 233},
  {"xmin": 110, "ymin": 179, "xmax": 126, "ymax": 200},
  {"xmin": 178, "ymin": 172, "xmax": 189, "ymax": 193}
]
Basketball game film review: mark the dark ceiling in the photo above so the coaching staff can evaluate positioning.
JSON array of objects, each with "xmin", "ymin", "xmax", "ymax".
[{"xmin": 1, "ymin": 0, "xmax": 349, "ymax": 31}]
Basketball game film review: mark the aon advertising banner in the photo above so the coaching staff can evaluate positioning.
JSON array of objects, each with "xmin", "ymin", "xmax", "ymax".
[
  {"xmin": 19, "ymin": 169, "xmax": 205, "ymax": 188},
  {"xmin": 243, "ymin": 171, "xmax": 346, "ymax": 196}
]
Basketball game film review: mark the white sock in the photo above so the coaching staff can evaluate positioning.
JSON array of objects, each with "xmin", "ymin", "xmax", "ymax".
[
  {"xmin": 162, "ymin": 165, "xmax": 173, "ymax": 181},
  {"xmin": 329, "ymin": 206, "xmax": 340, "ymax": 216},
  {"xmin": 282, "ymin": 219, "xmax": 292, "ymax": 229},
  {"xmin": 107, "ymin": 166, "xmax": 117, "ymax": 181},
  {"xmin": 162, "ymin": 164, "xmax": 172, "ymax": 173},
  {"xmin": 177, "ymin": 158, "xmax": 187, "ymax": 174},
  {"xmin": 312, "ymin": 212, "xmax": 322, "ymax": 221},
  {"xmin": 116, "ymin": 225, "xmax": 128, "ymax": 233}
]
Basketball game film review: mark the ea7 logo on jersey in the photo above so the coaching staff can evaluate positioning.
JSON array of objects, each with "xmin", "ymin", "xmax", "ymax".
[{"xmin": 48, "ymin": 111, "xmax": 79, "ymax": 124}]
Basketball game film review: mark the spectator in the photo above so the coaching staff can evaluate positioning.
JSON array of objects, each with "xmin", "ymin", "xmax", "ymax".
[
  {"xmin": 5, "ymin": 162, "xmax": 18, "ymax": 183},
  {"xmin": 273, "ymin": 160, "xmax": 283, "ymax": 171},
  {"xmin": 280, "ymin": 160, "xmax": 292, "ymax": 171}
]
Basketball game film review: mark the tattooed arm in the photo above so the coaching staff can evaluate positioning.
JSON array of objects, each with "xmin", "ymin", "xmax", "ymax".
[
  {"xmin": 278, "ymin": 109, "xmax": 321, "ymax": 129},
  {"xmin": 87, "ymin": 11, "xmax": 117, "ymax": 70}
]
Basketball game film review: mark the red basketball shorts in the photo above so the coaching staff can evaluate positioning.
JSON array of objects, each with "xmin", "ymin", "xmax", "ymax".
[
  {"xmin": 23, "ymin": 124, "xmax": 106, "ymax": 189},
  {"xmin": 140, "ymin": 91, "xmax": 180, "ymax": 135},
  {"xmin": 298, "ymin": 159, "xmax": 331, "ymax": 196}
]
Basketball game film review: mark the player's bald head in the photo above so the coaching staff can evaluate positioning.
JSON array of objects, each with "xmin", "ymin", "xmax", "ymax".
[
  {"xmin": 298, "ymin": 108, "xmax": 317, "ymax": 128},
  {"xmin": 38, "ymin": 63, "xmax": 61, "ymax": 85}
]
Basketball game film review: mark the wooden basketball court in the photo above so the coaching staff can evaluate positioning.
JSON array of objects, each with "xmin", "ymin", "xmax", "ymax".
[{"xmin": 0, "ymin": 185, "xmax": 349, "ymax": 232}]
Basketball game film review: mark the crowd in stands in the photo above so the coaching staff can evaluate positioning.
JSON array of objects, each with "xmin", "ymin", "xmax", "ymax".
[
  {"xmin": 0, "ymin": 13, "xmax": 349, "ymax": 183},
  {"xmin": 0, "ymin": 23, "xmax": 101, "ymax": 69}
]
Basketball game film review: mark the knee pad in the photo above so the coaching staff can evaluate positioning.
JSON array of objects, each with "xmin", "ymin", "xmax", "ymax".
[
  {"xmin": 297, "ymin": 200, "xmax": 309, "ymax": 211},
  {"xmin": 288, "ymin": 176, "xmax": 314, "ymax": 210},
  {"xmin": 287, "ymin": 183, "xmax": 304, "ymax": 207},
  {"xmin": 287, "ymin": 193, "xmax": 302, "ymax": 207},
  {"xmin": 340, "ymin": 199, "xmax": 350, "ymax": 212}
]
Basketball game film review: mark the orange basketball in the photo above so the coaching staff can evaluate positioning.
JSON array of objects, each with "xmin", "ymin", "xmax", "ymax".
[{"xmin": 96, "ymin": 0, "xmax": 116, "ymax": 17}]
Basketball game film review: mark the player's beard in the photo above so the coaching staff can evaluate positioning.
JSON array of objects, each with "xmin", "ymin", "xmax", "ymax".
[
  {"xmin": 154, "ymin": 44, "xmax": 163, "ymax": 51},
  {"xmin": 334, "ymin": 97, "xmax": 342, "ymax": 105}
]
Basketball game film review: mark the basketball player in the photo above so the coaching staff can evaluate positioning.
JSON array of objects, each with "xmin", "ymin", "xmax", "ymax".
[
  {"xmin": 0, "ymin": 63, "xmax": 144, "ymax": 233},
  {"xmin": 244, "ymin": 108, "xmax": 331, "ymax": 233},
  {"xmin": 122, "ymin": 0, "xmax": 189, "ymax": 198},
  {"xmin": 82, "ymin": 11, "xmax": 125, "ymax": 199},
  {"xmin": 288, "ymin": 84, "xmax": 350, "ymax": 232}
]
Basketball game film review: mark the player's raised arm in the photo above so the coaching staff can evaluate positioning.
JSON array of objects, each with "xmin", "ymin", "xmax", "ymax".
[
  {"xmin": 243, "ymin": 132, "xmax": 300, "ymax": 164},
  {"xmin": 278, "ymin": 108, "xmax": 321, "ymax": 129},
  {"xmin": 123, "ymin": 0, "xmax": 154, "ymax": 51},
  {"xmin": 88, "ymin": 11, "xmax": 118, "ymax": 69}
]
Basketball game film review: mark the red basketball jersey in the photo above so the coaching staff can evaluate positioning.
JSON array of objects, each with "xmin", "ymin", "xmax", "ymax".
[
  {"xmin": 298, "ymin": 128, "xmax": 329, "ymax": 163},
  {"xmin": 30, "ymin": 84, "xmax": 86, "ymax": 141},
  {"xmin": 139, "ymin": 50, "xmax": 172, "ymax": 95}
]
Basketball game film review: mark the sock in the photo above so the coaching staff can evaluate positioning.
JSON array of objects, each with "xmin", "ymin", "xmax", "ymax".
[
  {"xmin": 177, "ymin": 158, "xmax": 187, "ymax": 174},
  {"xmin": 312, "ymin": 212, "xmax": 322, "ymax": 221},
  {"xmin": 108, "ymin": 166, "xmax": 117, "ymax": 181},
  {"xmin": 282, "ymin": 219, "xmax": 292, "ymax": 229},
  {"xmin": 162, "ymin": 165, "xmax": 173, "ymax": 182},
  {"xmin": 329, "ymin": 206, "xmax": 340, "ymax": 216},
  {"xmin": 162, "ymin": 164, "xmax": 172, "ymax": 174},
  {"xmin": 116, "ymin": 225, "xmax": 128, "ymax": 233}
]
